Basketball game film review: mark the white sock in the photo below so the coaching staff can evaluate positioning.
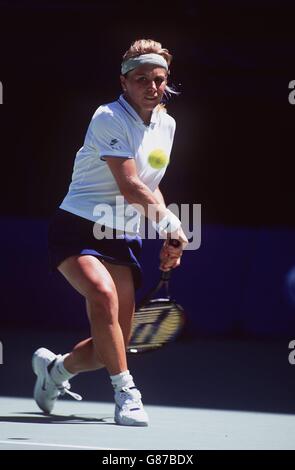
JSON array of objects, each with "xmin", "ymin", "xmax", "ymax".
[
  {"xmin": 110, "ymin": 370, "xmax": 135, "ymax": 391},
  {"xmin": 49, "ymin": 354, "xmax": 76, "ymax": 385}
]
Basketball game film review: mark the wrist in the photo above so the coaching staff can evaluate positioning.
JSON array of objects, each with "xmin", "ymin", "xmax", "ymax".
[{"xmin": 153, "ymin": 209, "xmax": 181, "ymax": 235}]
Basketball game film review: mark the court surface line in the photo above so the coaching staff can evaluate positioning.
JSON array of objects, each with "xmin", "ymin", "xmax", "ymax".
[{"xmin": 0, "ymin": 440, "xmax": 123, "ymax": 450}]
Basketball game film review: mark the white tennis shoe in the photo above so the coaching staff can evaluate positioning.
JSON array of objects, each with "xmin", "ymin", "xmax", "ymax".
[
  {"xmin": 114, "ymin": 386, "xmax": 149, "ymax": 426},
  {"xmin": 32, "ymin": 347, "xmax": 82, "ymax": 414}
]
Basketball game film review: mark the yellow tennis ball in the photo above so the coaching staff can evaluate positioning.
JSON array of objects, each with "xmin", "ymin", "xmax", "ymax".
[{"xmin": 148, "ymin": 149, "xmax": 169, "ymax": 169}]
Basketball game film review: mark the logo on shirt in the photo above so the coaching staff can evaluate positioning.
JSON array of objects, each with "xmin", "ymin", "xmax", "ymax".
[{"xmin": 109, "ymin": 138, "xmax": 122, "ymax": 150}]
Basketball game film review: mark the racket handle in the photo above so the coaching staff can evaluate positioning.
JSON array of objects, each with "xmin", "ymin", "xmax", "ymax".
[{"xmin": 161, "ymin": 270, "xmax": 171, "ymax": 281}]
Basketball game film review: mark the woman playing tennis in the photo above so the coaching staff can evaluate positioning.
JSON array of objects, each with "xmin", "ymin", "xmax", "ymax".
[{"xmin": 32, "ymin": 38, "xmax": 188, "ymax": 426}]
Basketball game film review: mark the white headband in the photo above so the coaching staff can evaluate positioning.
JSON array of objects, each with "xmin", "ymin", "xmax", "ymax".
[{"xmin": 121, "ymin": 53, "xmax": 168, "ymax": 75}]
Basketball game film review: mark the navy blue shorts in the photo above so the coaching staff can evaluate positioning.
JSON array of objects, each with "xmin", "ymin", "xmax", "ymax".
[{"xmin": 48, "ymin": 208, "xmax": 143, "ymax": 289}]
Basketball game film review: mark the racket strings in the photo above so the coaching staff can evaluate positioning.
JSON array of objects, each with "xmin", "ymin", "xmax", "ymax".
[{"xmin": 129, "ymin": 301, "xmax": 184, "ymax": 350}]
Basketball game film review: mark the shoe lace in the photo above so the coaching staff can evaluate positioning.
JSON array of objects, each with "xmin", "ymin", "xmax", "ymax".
[
  {"xmin": 119, "ymin": 387, "xmax": 142, "ymax": 410},
  {"xmin": 57, "ymin": 381, "xmax": 82, "ymax": 401}
]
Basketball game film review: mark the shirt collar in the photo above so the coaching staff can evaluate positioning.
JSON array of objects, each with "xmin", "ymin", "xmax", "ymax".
[{"xmin": 118, "ymin": 94, "xmax": 159, "ymax": 127}]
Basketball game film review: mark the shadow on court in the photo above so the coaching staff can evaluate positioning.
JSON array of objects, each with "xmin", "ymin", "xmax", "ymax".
[
  {"xmin": 0, "ymin": 327, "xmax": 295, "ymax": 415},
  {"xmin": 0, "ymin": 412, "xmax": 112, "ymax": 425}
]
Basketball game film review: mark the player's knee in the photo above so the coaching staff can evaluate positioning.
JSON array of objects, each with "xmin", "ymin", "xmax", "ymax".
[{"xmin": 87, "ymin": 283, "xmax": 118, "ymax": 323}]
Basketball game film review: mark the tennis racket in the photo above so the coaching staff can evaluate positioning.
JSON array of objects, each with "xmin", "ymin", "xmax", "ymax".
[{"xmin": 127, "ymin": 239, "xmax": 186, "ymax": 354}]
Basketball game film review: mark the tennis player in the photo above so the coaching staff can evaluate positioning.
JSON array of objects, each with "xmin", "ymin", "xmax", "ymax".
[{"xmin": 32, "ymin": 39, "xmax": 188, "ymax": 426}]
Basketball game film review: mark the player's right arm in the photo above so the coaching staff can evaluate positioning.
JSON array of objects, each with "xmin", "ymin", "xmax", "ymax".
[
  {"xmin": 105, "ymin": 156, "xmax": 166, "ymax": 222},
  {"xmin": 105, "ymin": 157, "xmax": 188, "ymax": 247},
  {"xmin": 153, "ymin": 186, "xmax": 166, "ymax": 205}
]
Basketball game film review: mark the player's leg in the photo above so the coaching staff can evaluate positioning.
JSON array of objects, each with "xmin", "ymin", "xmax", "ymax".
[
  {"xmin": 100, "ymin": 262, "xmax": 147, "ymax": 426},
  {"xmin": 57, "ymin": 254, "xmax": 127, "ymax": 375},
  {"xmin": 32, "ymin": 254, "xmax": 126, "ymax": 413},
  {"xmin": 63, "ymin": 337, "xmax": 103, "ymax": 373},
  {"xmin": 33, "ymin": 255, "xmax": 148, "ymax": 424},
  {"xmin": 56, "ymin": 256, "xmax": 148, "ymax": 426},
  {"xmin": 63, "ymin": 261, "xmax": 135, "ymax": 373},
  {"xmin": 103, "ymin": 261, "xmax": 136, "ymax": 346}
]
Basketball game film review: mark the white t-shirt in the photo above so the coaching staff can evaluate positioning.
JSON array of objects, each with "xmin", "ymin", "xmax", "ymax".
[{"xmin": 60, "ymin": 94, "xmax": 176, "ymax": 233}]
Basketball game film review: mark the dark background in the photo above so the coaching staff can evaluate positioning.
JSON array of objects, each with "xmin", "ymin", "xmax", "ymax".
[{"xmin": 1, "ymin": 0, "xmax": 294, "ymax": 226}]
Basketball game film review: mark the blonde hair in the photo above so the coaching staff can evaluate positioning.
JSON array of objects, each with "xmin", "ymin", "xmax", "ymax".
[
  {"xmin": 122, "ymin": 39, "xmax": 172, "ymax": 67},
  {"xmin": 122, "ymin": 39, "xmax": 177, "ymax": 112}
]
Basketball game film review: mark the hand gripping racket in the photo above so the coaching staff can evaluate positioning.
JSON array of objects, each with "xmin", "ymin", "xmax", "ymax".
[{"xmin": 127, "ymin": 239, "xmax": 186, "ymax": 354}]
